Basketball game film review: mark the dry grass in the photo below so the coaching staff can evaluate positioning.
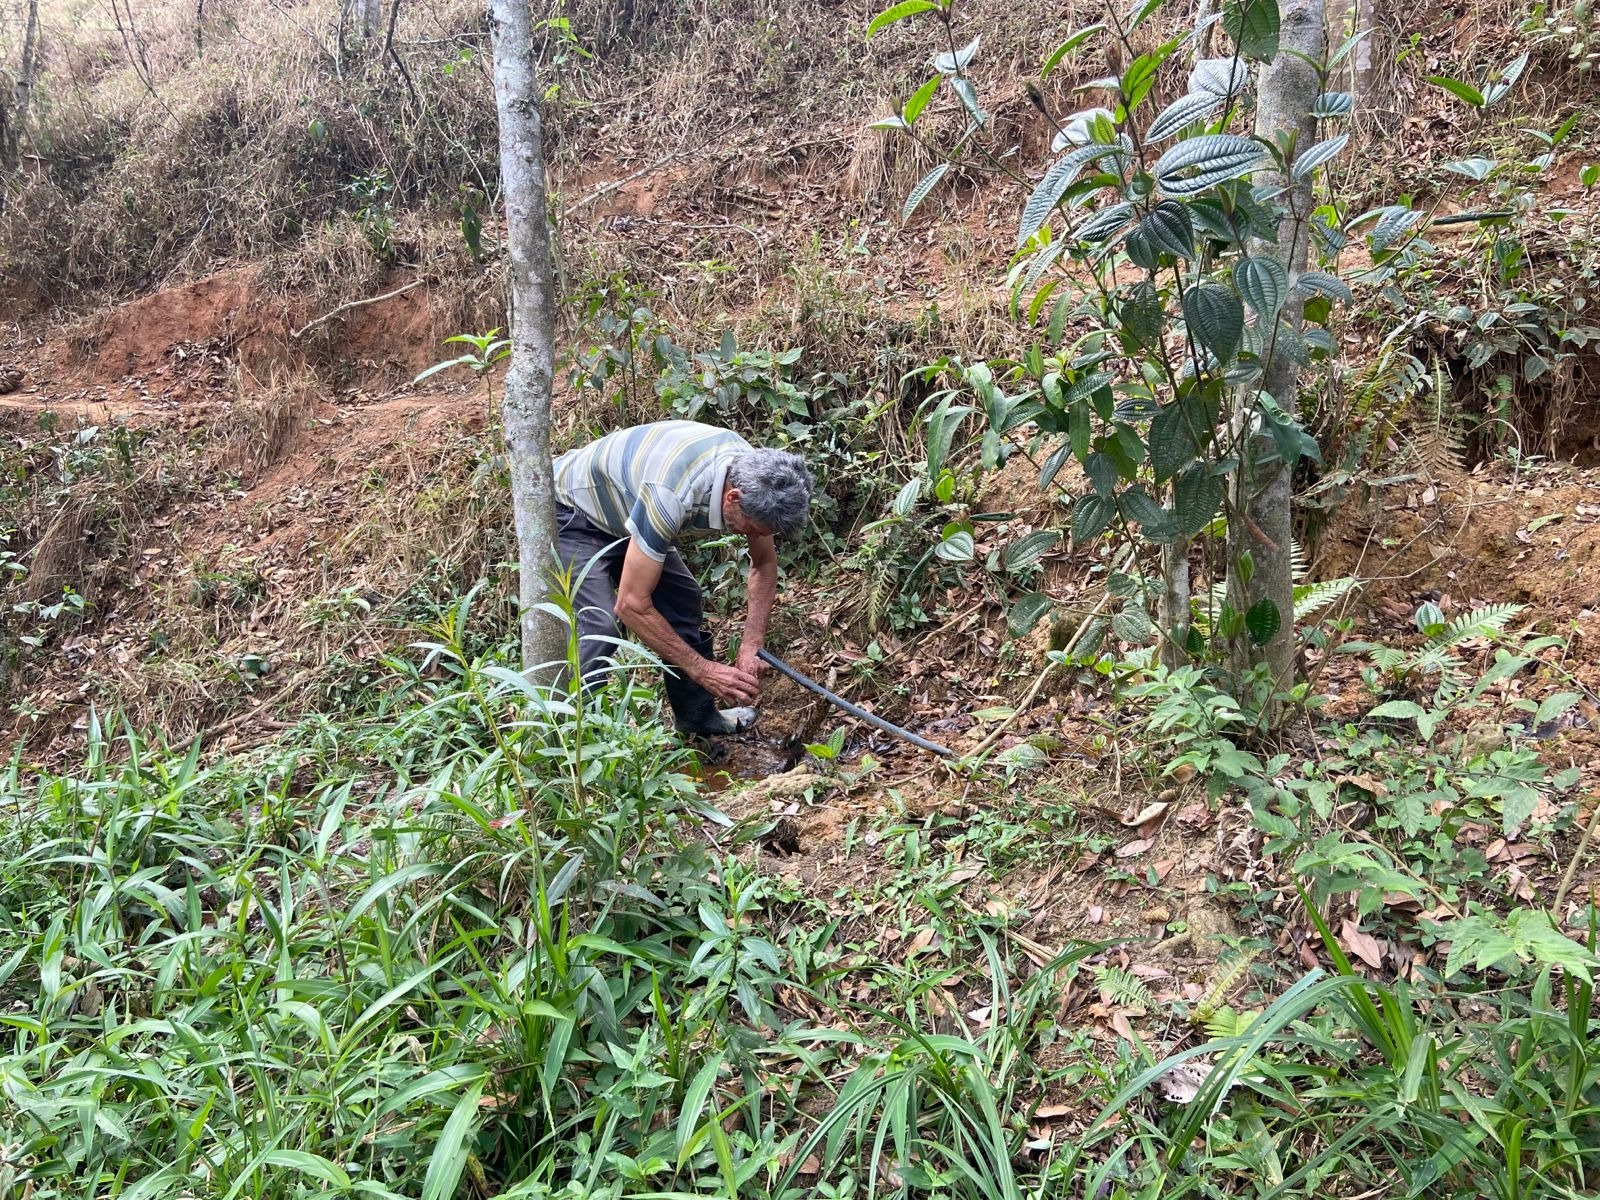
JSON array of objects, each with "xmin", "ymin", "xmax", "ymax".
[{"xmin": 4, "ymin": 0, "xmax": 496, "ymax": 306}]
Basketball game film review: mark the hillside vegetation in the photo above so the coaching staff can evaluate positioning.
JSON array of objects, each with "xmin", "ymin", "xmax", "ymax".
[{"xmin": 1, "ymin": 1, "xmax": 1599, "ymax": 1198}]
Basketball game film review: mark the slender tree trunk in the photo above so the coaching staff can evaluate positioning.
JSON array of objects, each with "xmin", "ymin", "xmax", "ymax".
[
  {"xmin": 1159, "ymin": 541, "xmax": 1191, "ymax": 670},
  {"xmin": 1226, "ymin": 0, "xmax": 1324, "ymax": 705},
  {"xmin": 358, "ymin": 0, "xmax": 382, "ymax": 41},
  {"xmin": 2, "ymin": 0, "xmax": 41, "ymax": 177},
  {"xmin": 489, "ymin": 0, "xmax": 566, "ymax": 673}
]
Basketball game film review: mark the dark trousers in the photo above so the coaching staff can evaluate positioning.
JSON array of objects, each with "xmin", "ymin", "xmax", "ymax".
[{"xmin": 555, "ymin": 504, "xmax": 723, "ymax": 730}]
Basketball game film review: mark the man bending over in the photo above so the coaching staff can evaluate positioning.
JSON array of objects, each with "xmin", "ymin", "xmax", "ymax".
[{"xmin": 553, "ymin": 419, "xmax": 814, "ymax": 737}]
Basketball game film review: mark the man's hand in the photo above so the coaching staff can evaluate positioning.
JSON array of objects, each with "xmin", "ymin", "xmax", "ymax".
[
  {"xmin": 697, "ymin": 659, "xmax": 760, "ymax": 706},
  {"xmin": 735, "ymin": 644, "xmax": 763, "ymax": 678}
]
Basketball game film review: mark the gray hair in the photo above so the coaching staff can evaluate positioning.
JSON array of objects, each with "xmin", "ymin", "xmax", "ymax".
[{"xmin": 727, "ymin": 448, "xmax": 814, "ymax": 536}]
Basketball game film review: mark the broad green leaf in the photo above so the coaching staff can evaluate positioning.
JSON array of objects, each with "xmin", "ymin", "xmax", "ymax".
[
  {"xmin": 1172, "ymin": 465, "xmax": 1222, "ymax": 537},
  {"xmin": 1019, "ymin": 144, "xmax": 1120, "ymax": 247},
  {"xmin": 1121, "ymin": 280, "xmax": 1164, "ymax": 348},
  {"xmin": 892, "ymin": 477, "xmax": 921, "ymax": 517},
  {"xmin": 1085, "ymin": 452, "xmax": 1117, "ymax": 497},
  {"xmin": 1154, "ymin": 134, "xmax": 1266, "ymax": 197},
  {"xmin": 1535, "ymin": 691, "xmax": 1581, "ymax": 726},
  {"xmin": 1048, "ymin": 291, "xmax": 1072, "ymax": 343},
  {"xmin": 1148, "ymin": 398, "xmax": 1202, "ymax": 483},
  {"xmin": 1118, "ymin": 487, "xmax": 1176, "ymax": 541},
  {"xmin": 933, "ymin": 34, "xmax": 982, "ymax": 74},
  {"xmin": 1368, "ymin": 699, "xmax": 1426, "ymax": 720},
  {"xmin": 1112, "ymin": 604, "xmax": 1155, "ymax": 644},
  {"xmin": 1042, "ymin": 24, "xmax": 1106, "ymax": 77},
  {"xmin": 936, "ymin": 530, "xmax": 975, "ymax": 562},
  {"xmin": 1189, "ymin": 57, "xmax": 1250, "ymax": 99},
  {"xmin": 1116, "ymin": 487, "xmax": 1164, "ymax": 527},
  {"xmin": 1222, "ymin": 0, "xmax": 1281, "ymax": 61},
  {"xmin": 1245, "ymin": 597, "xmax": 1281, "ymax": 644},
  {"xmin": 1076, "ymin": 199, "xmax": 1135, "ymax": 243},
  {"xmin": 1295, "ymin": 270, "xmax": 1353, "ymax": 305},
  {"xmin": 903, "ymin": 163, "xmax": 950, "ymax": 224},
  {"xmin": 1004, "ymin": 530, "xmax": 1060, "ymax": 572},
  {"xmin": 1072, "ymin": 493, "xmax": 1114, "ymax": 542},
  {"xmin": 903, "ymin": 75, "xmax": 941, "ymax": 124},
  {"xmin": 1581, "ymin": 163, "xmax": 1599, "ymax": 189},
  {"xmin": 1424, "ymin": 75, "xmax": 1484, "ymax": 108},
  {"xmin": 1182, "ymin": 282, "xmax": 1244, "ymax": 364},
  {"xmin": 924, "ymin": 397, "xmax": 971, "ymax": 476},
  {"xmin": 1135, "ymin": 200, "xmax": 1195, "ymax": 260},
  {"xmin": 1008, "ymin": 591, "xmax": 1054, "ymax": 637},
  {"xmin": 1041, "ymin": 440, "xmax": 1075, "ymax": 488},
  {"xmin": 868, "ymin": 1, "xmax": 938, "ymax": 37},
  {"xmin": 1121, "ymin": 39, "xmax": 1180, "ymax": 111},
  {"xmin": 1370, "ymin": 205, "xmax": 1421, "ymax": 250},
  {"xmin": 1145, "ymin": 91, "xmax": 1224, "ymax": 143},
  {"xmin": 1311, "ymin": 91, "xmax": 1353, "ymax": 118},
  {"xmin": 1291, "ymin": 133, "xmax": 1349, "ymax": 180},
  {"xmin": 1235, "ymin": 256, "xmax": 1288, "ymax": 320}
]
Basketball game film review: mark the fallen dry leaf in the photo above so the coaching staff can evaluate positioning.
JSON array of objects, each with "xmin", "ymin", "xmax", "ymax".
[
  {"xmin": 1116, "ymin": 838, "xmax": 1153, "ymax": 858},
  {"xmin": 1340, "ymin": 917, "xmax": 1385, "ymax": 969},
  {"xmin": 1156, "ymin": 1062, "xmax": 1210, "ymax": 1104},
  {"xmin": 1121, "ymin": 800, "xmax": 1171, "ymax": 828},
  {"xmin": 1109, "ymin": 1009, "xmax": 1138, "ymax": 1044}
]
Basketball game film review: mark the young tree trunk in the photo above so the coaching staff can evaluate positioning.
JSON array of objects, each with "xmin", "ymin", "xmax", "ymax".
[
  {"xmin": 2, "ymin": 0, "xmax": 41, "ymax": 178},
  {"xmin": 358, "ymin": 0, "xmax": 382, "ymax": 41},
  {"xmin": 1327, "ymin": 0, "xmax": 1387, "ymax": 119},
  {"xmin": 1226, "ymin": 0, "xmax": 1325, "ymax": 705},
  {"xmin": 1159, "ymin": 541, "xmax": 1191, "ymax": 670},
  {"xmin": 489, "ymin": 0, "xmax": 566, "ymax": 673}
]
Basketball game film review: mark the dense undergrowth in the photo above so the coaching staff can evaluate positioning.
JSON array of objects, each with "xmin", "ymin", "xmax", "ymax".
[
  {"xmin": 2, "ymin": 591, "xmax": 1598, "ymax": 1198},
  {"xmin": 3, "ymin": 0, "xmax": 1600, "ymax": 1198}
]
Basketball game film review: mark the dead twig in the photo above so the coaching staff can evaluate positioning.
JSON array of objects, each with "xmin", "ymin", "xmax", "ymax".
[
  {"xmin": 289, "ymin": 278, "xmax": 427, "ymax": 340},
  {"xmin": 1552, "ymin": 797, "xmax": 1600, "ymax": 919}
]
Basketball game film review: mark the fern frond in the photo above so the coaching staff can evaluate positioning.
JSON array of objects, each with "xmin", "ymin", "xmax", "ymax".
[
  {"xmin": 1369, "ymin": 647, "xmax": 1407, "ymax": 672},
  {"xmin": 1193, "ymin": 950, "xmax": 1260, "ymax": 1023},
  {"xmin": 1094, "ymin": 964, "xmax": 1154, "ymax": 1010},
  {"xmin": 1293, "ymin": 576, "xmax": 1359, "ymax": 622},
  {"xmin": 1290, "ymin": 539, "xmax": 1309, "ymax": 584},
  {"xmin": 1435, "ymin": 603, "xmax": 1525, "ymax": 648},
  {"xmin": 1202, "ymin": 1005, "xmax": 1260, "ymax": 1039}
]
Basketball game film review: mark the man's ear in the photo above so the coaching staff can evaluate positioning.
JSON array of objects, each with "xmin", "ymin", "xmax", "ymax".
[{"xmin": 724, "ymin": 486, "xmax": 742, "ymax": 509}]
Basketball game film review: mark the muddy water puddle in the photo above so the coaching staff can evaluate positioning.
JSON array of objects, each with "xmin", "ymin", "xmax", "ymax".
[{"xmin": 689, "ymin": 733, "xmax": 799, "ymax": 791}]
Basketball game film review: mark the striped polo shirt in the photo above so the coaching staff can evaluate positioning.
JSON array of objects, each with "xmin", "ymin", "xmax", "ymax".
[{"xmin": 554, "ymin": 421, "xmax": 753, "ymax": 562}]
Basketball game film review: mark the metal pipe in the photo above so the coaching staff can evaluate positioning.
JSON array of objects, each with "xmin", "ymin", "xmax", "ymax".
[{"xmin": 757, "ymin": 649, "xmax": 955, "ymax": 759}]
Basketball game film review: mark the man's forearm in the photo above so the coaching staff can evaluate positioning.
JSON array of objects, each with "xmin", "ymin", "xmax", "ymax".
[
  {"xmin": 740, "ymin": 559, "xmax": 777, "ymax": 656},
  {"xmin": 615, "ymin": 598, "xmax": 710, "ymax": 679}
]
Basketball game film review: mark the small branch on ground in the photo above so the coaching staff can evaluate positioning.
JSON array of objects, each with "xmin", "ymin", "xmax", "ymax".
[
  {"xmin": 1552, "ymin": 797, "xmax": 1600, "ymax": 918},
  {"xmin": 288, "ymin": 278, "xmax": 427, "ymax": 340}
]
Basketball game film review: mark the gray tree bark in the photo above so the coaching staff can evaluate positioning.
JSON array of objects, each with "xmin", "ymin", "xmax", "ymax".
[
  {"xmin": 1226, "ymin": 0, "xmax": 1325, "ymax": 704},
  {"xmin": 1159, "ymin": 542, "xmax": 1191, "ymax": 670},
  {"xmin": 2, "ymin": 0, "xmax": 41, "ymax": 177},
  {"xmin": 357, "ymin": 0, "xmax": 382, "ymax": 41},
  {"xmin": 489, "ymin": 0, "xmax": 566, "ymax": 673}
]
